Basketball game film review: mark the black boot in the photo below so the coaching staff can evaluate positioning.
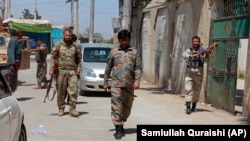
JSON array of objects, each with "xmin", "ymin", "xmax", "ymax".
[
  {"xmin": 114, "ymin": 125, "xmax": 124, "ymax": 140},
  {"xmin": 191, "ymin": 102, "xmax": 196, "ymax": 112},
  {"xmin": 186, "ymin": 102, "xmax": 191, "ymax": 114}
]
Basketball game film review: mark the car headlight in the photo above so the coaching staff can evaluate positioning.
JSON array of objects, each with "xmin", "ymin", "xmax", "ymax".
[{"xmin": 83, "ymin": 68, "xmax": 96, "ymax": 78}]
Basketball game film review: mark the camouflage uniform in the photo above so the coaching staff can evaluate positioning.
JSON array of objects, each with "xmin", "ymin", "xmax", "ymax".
[
  {"xmin": 182, "ymin": 46, "xmax": 206, "ymax": 103},
  {"xmin": 104, "ymin": 46, "xmax": 142, "ymax": 125},
  {"xmin": 50, "ymin": 41, "xmax": 82, "ymax": 113},
  {"xmin": 35, "ymin": 43, "xmax": 48, "ymax": 87}
]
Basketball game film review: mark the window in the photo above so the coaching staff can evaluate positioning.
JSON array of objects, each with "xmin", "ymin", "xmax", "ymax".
[{"xmin": 83, "ymin": 47, "xmax": 111, "ymax": 62}]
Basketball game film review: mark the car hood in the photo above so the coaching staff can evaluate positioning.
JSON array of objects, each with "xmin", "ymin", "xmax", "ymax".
[{"xmin": 83, "ymin": 62, "xmax": 107, "ymax": 72}]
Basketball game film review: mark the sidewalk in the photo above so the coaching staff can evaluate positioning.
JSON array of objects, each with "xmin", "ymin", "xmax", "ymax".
[{"xmin": 136, "ymin": 79, "xmax": 249, "ymax": 125}]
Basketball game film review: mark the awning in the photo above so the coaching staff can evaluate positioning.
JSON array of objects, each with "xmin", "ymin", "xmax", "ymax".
[{"xmin": 3, "ymin": 18, "xmax": 52, "ymax": 33}]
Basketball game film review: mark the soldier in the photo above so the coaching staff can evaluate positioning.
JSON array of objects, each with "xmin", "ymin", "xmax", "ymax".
[
  {"xmin": 103, "ymin": 29, "xmax": 142, "ymax": 140},
  {"xmin": 182, "ymin": 36, "xmax": 211, "ymax": 114},
  {"xmin": 49, "ymin": 29, "xmax": 82, "ymax": 117},
  {"xmin": 29, "ymin": 38, "xmax": 48, "ymax": 89},
  {"xmin": 72, "ymin": 33, "xmax": 82, "ymax": 49},
  {"xmin": 64, "ymin": 34, "xmax": 81, "ymax": 105}
]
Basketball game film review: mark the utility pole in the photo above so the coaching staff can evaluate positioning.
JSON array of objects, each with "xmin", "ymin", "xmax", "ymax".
[
  {"xmin": 89, "ymin": 0, "xmax": 95, "ymax": 43},
  {"xmin": 6, "ymin": 0, "xmax": 10, "ymax": 18},
  {"xmin": 0, "ymin": 0, "xmax": 5, "ymax": 19},
  {"xmin": 66, "ymin": 0, "xmax": 75, "ymax": 31},
  {"xmin": 121, "ymin": 0, "xmax": 132, "ymax": 31},
  {"xmin": 34, "ymin": 0, "xmax": 37, "ymax": 19},
  {"xmin": 75, "ymin": 0, "xmax": 79, "ymax": 38},
  {"xmin": 71, "ymin": 0, "xmax": 74, "ymax": 29}
]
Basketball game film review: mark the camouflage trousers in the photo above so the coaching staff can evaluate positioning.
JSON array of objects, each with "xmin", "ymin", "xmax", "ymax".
[
  {"xmin": 111, "ymin": 87, "xmax": 134, "ymax": 125},
  {"xmin": 36, "ymin": 61, "xmax": 47, "ymax": 86},
  {"xmin": 55, "ymin": 70, "xmax": 78, "ymax": 109},
  {"xmin": 184, "ymin": 67, "xmax": 203, "ymax": 103}
]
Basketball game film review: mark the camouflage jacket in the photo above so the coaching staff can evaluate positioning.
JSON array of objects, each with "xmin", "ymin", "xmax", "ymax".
[
  {"xmin": 35, "ymin": 43, "xmax": 47, "ymax": 62},
  {"xmin": 104, "ymin": 46, "xmax": 142, "ymax": 88},
  {"xmin": 50, "ymin": 41, "xmax": 82, "ymax": 72}
]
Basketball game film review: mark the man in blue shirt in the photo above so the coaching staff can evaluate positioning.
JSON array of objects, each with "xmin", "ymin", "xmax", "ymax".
[{"xmin": 7, "ymin": 30, "xmax": 23, "ymax": 92}]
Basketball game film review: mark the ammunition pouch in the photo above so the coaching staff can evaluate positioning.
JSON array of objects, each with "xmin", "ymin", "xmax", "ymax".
[{"xmin": 187, "ymin": 58, "xmax": 204, "ymax": 68}]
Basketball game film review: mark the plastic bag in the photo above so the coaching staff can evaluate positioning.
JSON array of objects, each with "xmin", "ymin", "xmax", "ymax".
[{"xmin": 31, "ymin": 124, "xmax": 48, "ymax": 135}]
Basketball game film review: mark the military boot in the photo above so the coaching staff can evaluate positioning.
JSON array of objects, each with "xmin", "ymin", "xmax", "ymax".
[
  {"xmin": 57, "ymin": 108, "xmax": 65, "ymax": 116},
  {"xmin": 191, "ymin": 102, "xmax": 197, "ymax": 112},
  {"xmin": 69, "ymin": 108, "xmax": 79, "ymax": 117},
  {"xmin": 185, "ymin": 102, "xmax": 192, "ymax": 114},
  {"xmin": 114, "ymin": 125, "xmax": 124, "ymax": 140}
]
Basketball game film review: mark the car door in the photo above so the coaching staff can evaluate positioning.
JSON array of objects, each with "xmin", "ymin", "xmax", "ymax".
[
  {"xmin": 0, "ymin": 80, "xmax": 11, "ymax": 141},
  {"xmin": 0, "ymin": 70, "xmax": 20, "ymax": 141},
  {"xmin": 5, "ymin": 95, "xmax": 20, "ymax": 141}
]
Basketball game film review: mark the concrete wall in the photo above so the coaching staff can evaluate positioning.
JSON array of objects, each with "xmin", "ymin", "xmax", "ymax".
[
  {"xmin": 134, "ymin": 0, "xmax": 214, "ymax": 94},
  {"xmin": 238, "ymin": 39, "xmax": 249, "ymax": 78},
  {"xmin": 243, "ymin": 29, "xmax": 250, "ymax": 121},
  {"xmin": 131, "ymin": 0, "xmax": 250, "ymax": 117}
]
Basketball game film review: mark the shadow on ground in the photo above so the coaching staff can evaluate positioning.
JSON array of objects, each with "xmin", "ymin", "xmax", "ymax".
[
  {"xmin": 79, "ymin": 91, "xmax": 111, "ymax": 97},
  {"xmin": 17, "ymin": 97, "xmax": 34, "ymax": 101},
  {"xmin": 109, "ymin": 127, "xmax": 137, "ymax": 135}
]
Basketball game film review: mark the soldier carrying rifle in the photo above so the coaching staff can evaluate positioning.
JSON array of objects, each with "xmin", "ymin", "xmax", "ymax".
[
  {"xmin": 182, "ymin": 36, "xmax": 215, "ymax": 114},
  {"xmin": 49, "ymin": 29, "xmax": 82, "ymax": 117}
]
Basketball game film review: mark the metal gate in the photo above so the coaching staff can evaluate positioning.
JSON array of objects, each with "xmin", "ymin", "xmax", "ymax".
[{"xmin": 206, "ymin": 0, "xmax": 250, "ymax": 113}]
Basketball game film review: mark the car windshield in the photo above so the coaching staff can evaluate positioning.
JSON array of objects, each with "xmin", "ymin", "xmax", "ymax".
[{"xmin": 83, "ymin": 47, "xmax": 111, "ymax": 62}]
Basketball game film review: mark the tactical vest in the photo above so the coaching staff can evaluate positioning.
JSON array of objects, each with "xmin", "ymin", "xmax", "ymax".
[{"xmin": 186, "ymin": 48, "xmax": 204, "ymax": 68}]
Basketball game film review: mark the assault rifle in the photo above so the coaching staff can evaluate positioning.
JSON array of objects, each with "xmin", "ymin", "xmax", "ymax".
[
  {"xmin": 44, "ymin": 59, "xmax": 58, "ymax": 103},
  {"xmin": 207, "ymin": 40, "xmax": 222, "ymax": 50},
  {"xmin": 187, "ymin": 40, "xmax": 222, "ymax": 68},
  {"xmin": 43, "ymin": 74, "xmax": 56, "ymax": 103}
]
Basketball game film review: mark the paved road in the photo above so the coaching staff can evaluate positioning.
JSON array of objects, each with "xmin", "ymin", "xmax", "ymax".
[{"xmin": 15, "ymin": 55, "xmax": 248, "ymax": 141}]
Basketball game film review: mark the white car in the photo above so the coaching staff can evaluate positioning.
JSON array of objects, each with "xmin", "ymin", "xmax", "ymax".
[
  {"xmin": 78, "ymin": 43, "xmax": 114, "ymax": 95},
  {"xmin": 0, "ymin": 65, "xmax": 27, "ymax": 141}
]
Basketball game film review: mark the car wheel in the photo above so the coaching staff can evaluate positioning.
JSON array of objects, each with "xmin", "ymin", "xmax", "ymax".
[
  {"xmin": 78, "ymin": 89, "xmax": 85, "ymax": 95},
  {"xmin": 19, "ymin": 124, "xmax": 27, "ymax": 141}
]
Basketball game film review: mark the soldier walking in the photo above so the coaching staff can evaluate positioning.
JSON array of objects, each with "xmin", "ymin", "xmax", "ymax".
[
  {"xmin": 103, "ymin": 29, "xmax": 142, "ymax": 139},
  {"xmin": 49, "ymin": 29, "xmax": 82, "ymax": 117},
  {"xmin": 182, "ymin": 36, "xmax": 212, "ymax": 114}
]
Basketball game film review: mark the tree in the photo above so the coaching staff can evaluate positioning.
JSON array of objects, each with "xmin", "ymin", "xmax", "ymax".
[
  {"xmin": 82, "ymin": 27, "xmax": 105, "ymax": 43},
  {"xmin": 106, "ymin": 38, "xmax": 113, "ymax": 44},
  {"xmin": 93, "ymin": 32, "xmax": 104, "ymax": 42},
  {"xmin": 21, "ymin": 9, "xmax": 41, "ymax": 19}
]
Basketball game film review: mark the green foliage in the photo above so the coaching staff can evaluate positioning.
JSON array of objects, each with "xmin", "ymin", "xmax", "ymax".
[
  {"xmin": 140, "ymin": 0, "xmax": 150, "ymax": 7},
  {"xmin": 239, "ymin": 73, "xmax": 245, "ymax": 79},
  {"xmin": 82, "ymin": 27, "xmax": 105, "ymax": 42},
  {"xmin": 106, "ymin": 38, "xmax": 113, "ymax": 44},
  {"xmin": 22, "ymin": 9, "xmax": 41, "ymax": 19}
]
